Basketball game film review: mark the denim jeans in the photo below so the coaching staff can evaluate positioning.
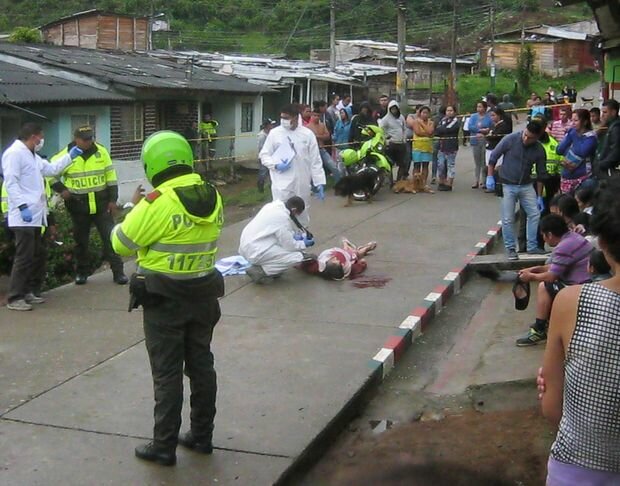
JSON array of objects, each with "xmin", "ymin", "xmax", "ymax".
[
  {"xmin": 501, "ymin": 183, "xmax": 540, "ymax": 252},
  {"xmin": 320, "ymin": 148, "xmax": 342, "ymax": 183},
  {"xmin": 437, "ymin": 151, "xmax": 456, "ymax": 179}
]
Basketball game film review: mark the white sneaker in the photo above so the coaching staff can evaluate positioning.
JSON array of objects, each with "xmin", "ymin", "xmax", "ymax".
[
  {"xmin": 7, "ymin": 299, "xmax": 33, "ymax": 311},
  {"xmin": 25, "ymin": 293, "xmax": 45, "ymax": 304}
]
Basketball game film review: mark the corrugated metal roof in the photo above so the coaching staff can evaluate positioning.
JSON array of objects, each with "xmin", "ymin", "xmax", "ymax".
[
  {"xmin": 336, "ymin": 40, "xmax": 429, "ymax": 52},
  {"xmin": 0, "ymin": 61, "xmax": 132, "ymax": 104},
  {"xmin": 151, "ymin": 50, "xmax": 397, "ymax": 88},
  {"xmin": 496, "ymin": 23, "xmax": 593, "ymax": 41},
  {"xmin": 0, "ymin": 42, "xmax": 269, "ymax": 94}
]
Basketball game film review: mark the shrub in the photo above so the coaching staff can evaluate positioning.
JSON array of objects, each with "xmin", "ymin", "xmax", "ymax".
[
  {"xmin": 0, "ymin": 206, "xmax": 104, "ymax": 290},
  {"xmin": 517, "ymin": 44, "xmax": 536, "ymax": 95},
  {"xmin": 8, "ymin": 27, "xmax": 41, "ymax": 43}
]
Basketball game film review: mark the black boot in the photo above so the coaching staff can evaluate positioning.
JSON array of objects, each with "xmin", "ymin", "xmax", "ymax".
[
  {"xmin": 178, "ymin": 431, "xmax": 213, "ymax": 454},
  {"xmin": 135, "ymin": 442, "xmax": 176, "ymax": 466},
  {"xmin": 113, "ymin": 271, "xmax": 129, "ymax": 285}
]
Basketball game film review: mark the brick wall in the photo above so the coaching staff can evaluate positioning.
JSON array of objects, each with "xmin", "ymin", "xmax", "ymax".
[
  {"xmin": 110, "ymin": 101, "xmax": 158, "ymax": 160},
  {"xmin": 161, "ymin": 101, "xmax": 198, "ymax": 134}
]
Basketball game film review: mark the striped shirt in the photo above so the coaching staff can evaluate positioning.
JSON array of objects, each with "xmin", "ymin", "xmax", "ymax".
[
  {"xmin": 550, "ymin": 119, "xmax": 574, "ymax": 143},
  {"xmin": 549, "ymin": 231, "xmax": 593, "ymax": 284}
]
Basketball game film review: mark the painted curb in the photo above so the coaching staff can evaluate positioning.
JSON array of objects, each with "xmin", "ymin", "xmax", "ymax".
[
  {"xmin": 370, "ymin": 220, "xmax": 503, "ymax": 381},
  {"xmin": 276, "ymin": 221, "xmax": 504, "ymax": 485}
]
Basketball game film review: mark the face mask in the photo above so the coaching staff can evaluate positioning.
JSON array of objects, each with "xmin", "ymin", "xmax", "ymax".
[
  {"xmin": 280, "ymin": 118, "xmax": 292, "ymax": 130},
  {"xmin": 34, "ymin": 138, "xmax": 45, "ymax": 152}
]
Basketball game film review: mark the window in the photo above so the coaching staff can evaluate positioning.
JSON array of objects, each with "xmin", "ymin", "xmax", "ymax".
[
  {"xmin": 71, "ymin": 114, "xmax": 97, "ymax": 137},
  {"xmin": 119, "ymin": 104, "xmax": 144, "ymax": 142},
  {"xmin": 241, "ymin": 102, "xmax": 253, "ymax": 133}
]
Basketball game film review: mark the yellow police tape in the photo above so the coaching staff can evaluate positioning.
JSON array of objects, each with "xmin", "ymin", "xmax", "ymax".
[{"xmin": 186, "ymin": 102, "xmax": 601, "ymax": 150}]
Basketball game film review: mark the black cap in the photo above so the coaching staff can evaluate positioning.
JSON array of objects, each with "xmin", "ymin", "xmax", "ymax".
[
  {"xmin": 261, "ymin": 118, "xmax": 276, "ymax": 129},
  {"xmin": 74, "ymin": 126, "xmax": 94, "ymax": 140}
]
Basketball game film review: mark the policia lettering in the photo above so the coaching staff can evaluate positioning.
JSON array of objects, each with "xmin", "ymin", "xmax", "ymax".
[
  {"xmin": 51, "ymin": 136, "xmax": 125, "ymax": 281},
  {"xmin": 111, "ymin": 131, "xmax": 224, "ymax": 464}
]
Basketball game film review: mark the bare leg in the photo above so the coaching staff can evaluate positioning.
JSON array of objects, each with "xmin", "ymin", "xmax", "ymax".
[
  {"xmin": 356, "ymin": 241, "xmax": 377, "ymax": 258},
  {"xmin": 535, "ymin": 282, "xmax": 553, "ymax": 321},
  {"xmin": 421, "ymin": 164, "xmax": 429, "ymax": 187}
]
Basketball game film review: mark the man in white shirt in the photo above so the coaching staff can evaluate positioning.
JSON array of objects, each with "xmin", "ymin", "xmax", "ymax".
[
  {"xmin": 2, "ymin": 122, "xmax": 79, "ymax": 311},
  {"xmin": 259, "ymin": 104, "xmax": 326, "ymax": 225}
]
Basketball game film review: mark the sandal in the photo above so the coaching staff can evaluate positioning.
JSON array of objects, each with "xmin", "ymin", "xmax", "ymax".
[{"xmin": 471, "ymin": 183, "xmax": 479, "ymax": 189}]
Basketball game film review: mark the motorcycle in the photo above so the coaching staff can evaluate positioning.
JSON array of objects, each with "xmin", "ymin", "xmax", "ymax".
[{"xmin": 339, "ymin": 125, "xmax": 393, "ymax": 201}]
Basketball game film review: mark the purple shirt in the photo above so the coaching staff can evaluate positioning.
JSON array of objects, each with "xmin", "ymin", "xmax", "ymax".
[{"xmin": 549, "ymin": 231, "xmax": 593, "ymax": 284}]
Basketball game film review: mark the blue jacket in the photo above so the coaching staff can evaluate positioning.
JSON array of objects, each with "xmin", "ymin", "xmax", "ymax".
[
  {"xmin": 333, "ymin": 120, "xmax": 351, "ymax": 148},
  {"xmin": 557, "ymin": 128, "xmax": 598, "ymax": 179},
  {"xmin": 468, "ymin": 112, "xmax": 492, "ymax": 145}
]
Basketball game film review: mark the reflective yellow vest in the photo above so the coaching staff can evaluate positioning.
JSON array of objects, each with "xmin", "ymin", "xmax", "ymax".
[
  {"xmin": 111, "ymin": 173, "xmax": 223, "ymax": 279},
  {"xmin": 199, "ymin": 120, "xmax": 219, "ymax": 142},
  {"xmin": 532, "ymin": 135, "xmax": 563, "ymax": 177},
  {"xmin": 51, "ymin": 142, "xmax": 118, "ymax": 214}
]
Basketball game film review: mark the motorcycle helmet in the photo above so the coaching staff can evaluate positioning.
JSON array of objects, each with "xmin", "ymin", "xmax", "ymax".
[
  {"xmin": 340, "ymin": 149, "xmax": 359, "ymax": 167},
  {"xmin": 141, "ymin": 130, "xmax": 194, "ymax": 183}
]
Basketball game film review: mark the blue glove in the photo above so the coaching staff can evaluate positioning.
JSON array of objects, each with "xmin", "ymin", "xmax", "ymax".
[
  {"xmin": 317, "ymin": 185, "xmax": 325, "ymax": 201},
  {"xmin": 485, "ymin": 175, "xmax": 496, "ymax": 192},
  {"xmin": 20, "ymin": 206, "xmax": 33, "ymax": 223},
  {"xmin": 293, "ymin": 233, "xmax": 304, "ymax": 241},
  {"xmin": 537, "ymin": 196, "xmax": 545, "ymax": 213},
  {"xmin": 69, "ymin": 146, "xmax": 84, "ymax": 159},
  {"xmin": 275, "ymin": 159, "xmax": 291, "ymax": 172},
  {"xmin": 303, "ymin": 237, "xmax": 315, "ymax": 248}
]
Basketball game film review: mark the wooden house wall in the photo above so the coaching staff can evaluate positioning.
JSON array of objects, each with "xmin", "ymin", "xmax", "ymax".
[
  {"xmin": 42, "ymin": 13, "xmax": 149, "ymax": 51},
  {"xmin": 492, "ymin": 40, "xmax": 595, "ymax": 76}
]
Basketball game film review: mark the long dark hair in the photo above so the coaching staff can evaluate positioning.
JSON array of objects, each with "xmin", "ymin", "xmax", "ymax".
[{"xmin": 573, "ymin": 108, "xmax": 593, "ymax": 131}]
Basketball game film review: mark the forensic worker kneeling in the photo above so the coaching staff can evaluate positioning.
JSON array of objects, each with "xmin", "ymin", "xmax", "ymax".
[
  {"xmin": 111, "ymin": 131, "xmax": 224, "ymax": 466},
  {"xmin": 239, "ymin": 196, "xmax": 315, "ymax": 284}
]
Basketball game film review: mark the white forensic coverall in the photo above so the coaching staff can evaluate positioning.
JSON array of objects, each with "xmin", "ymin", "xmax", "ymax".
[
  {"xmin": 2, "ymin": 139, "xmax": 73, "ymax": 228},
  {"xmin": 239, "ymin": 200, "xmax": 308, "ymax": 276},
  {"xmin": 259, "ymin": 124, "xmax": 325, "ymax": 225}
]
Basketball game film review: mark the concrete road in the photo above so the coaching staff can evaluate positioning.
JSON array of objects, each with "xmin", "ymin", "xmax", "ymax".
[{"xmin": 0, "ymin": 150, "xmax": 500, "ymax": 485}]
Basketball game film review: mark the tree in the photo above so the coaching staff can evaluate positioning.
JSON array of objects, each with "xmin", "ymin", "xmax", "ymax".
[
  {"xmin": 516, "ymin": 44, "xmax": 535, "ymax": 95},
  {"xmin": 8, "ymin": 27, "xmax": 41, "ymax": 43}
]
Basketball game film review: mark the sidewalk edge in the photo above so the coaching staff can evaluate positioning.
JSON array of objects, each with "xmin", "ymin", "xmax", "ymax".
[{"xmin": 274, "ymin": 221, "xmax": 503, "ymax": 486}]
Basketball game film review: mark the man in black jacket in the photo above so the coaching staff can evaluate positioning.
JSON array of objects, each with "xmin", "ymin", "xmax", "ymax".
[
  {"xmin": 596, "ymin": 99, "xmax": 620, "ymax": 178},
  {"xmin": 349, "ymin": 102, "xmax": 374, "ymax": 148}
]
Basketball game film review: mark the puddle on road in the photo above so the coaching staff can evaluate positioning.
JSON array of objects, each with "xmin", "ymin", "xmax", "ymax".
[{"xmin": 351, "ymin": 274, "xmax": 392, "ymax": 289}]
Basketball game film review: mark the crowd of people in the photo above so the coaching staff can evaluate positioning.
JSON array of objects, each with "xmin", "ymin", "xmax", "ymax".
[{"xmin": 2, "ymin": 86, "xmax": 620, "ymax": 479}]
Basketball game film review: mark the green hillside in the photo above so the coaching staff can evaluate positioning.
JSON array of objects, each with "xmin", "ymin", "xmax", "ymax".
[{"xmin": 0, "ymin": 0, "xmax": 593, "ymax": 57}]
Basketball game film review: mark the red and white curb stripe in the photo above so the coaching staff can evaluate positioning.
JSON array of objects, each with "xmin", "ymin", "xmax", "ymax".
[{"xmin": 370, "ymin": 221, "xmax": 503, "ymax": 379}]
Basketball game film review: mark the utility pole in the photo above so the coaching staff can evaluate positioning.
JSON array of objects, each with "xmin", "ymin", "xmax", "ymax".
[
  {"xmin": 330, "ymin": 0, "xmax": 336, "ymax": 70},
  {"xmin": 448, "ymin": 0, "xmax": 458, "ymax": 106},
  {"xmin": 490, "ymin": 1, "xmax": 496, "ymax": 90},
  {"xmin": 396, "ymin": 0, "xmax": 407, "ymax": 103}
]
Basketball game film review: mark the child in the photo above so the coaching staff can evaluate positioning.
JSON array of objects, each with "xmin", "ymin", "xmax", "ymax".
[{"xmin": 589, "ymin": 249, "xmax": 612, "ymax": 282}]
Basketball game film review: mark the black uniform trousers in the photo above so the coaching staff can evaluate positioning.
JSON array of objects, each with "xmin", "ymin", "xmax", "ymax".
[
  {"xmin": 68, "ymin": 210, "xmax": 123, "ymax": 276},
  {"xmin": 7, "ymin": 227, "xmax": 46, "ymax": 302},
  {"xmin": 142, "ymin": 295, "xmax": 221, "ymax": 450}
]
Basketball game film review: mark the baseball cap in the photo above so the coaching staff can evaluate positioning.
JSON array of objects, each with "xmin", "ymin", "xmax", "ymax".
[
  {"xmin": 261, "ymin": 118, "xmax": 276, "ymax": 129},
  {"xmin": 74, "ymin": 126, "xmax": 94, "ymax": 140}
]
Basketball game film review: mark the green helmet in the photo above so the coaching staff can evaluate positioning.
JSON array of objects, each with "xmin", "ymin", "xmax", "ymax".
[
  {"xmin": 340, "ymin": 148, "xmax": 358, "ymax": 167},
  {"xmin": 141, "ymin": 130, "xmax": 194, "ymax": 183}
]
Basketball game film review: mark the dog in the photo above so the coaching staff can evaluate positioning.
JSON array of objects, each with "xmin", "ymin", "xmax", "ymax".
[
  {"xmin": 392, "ymin": 173, "xmax": 434, "ymax": 194},
  {"xmin": 334, "ymin": 172, "xmax": 377, "ymax": 206}
]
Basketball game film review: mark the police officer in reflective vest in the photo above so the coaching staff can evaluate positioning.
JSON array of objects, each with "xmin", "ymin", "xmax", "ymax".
[
  {"xmin": 51, "ymin": 127, "xmax": 127, "ymax": 285},
  {"xmin": 111, "ymin": 131, "xmax": 225, "ymax": 466}
]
